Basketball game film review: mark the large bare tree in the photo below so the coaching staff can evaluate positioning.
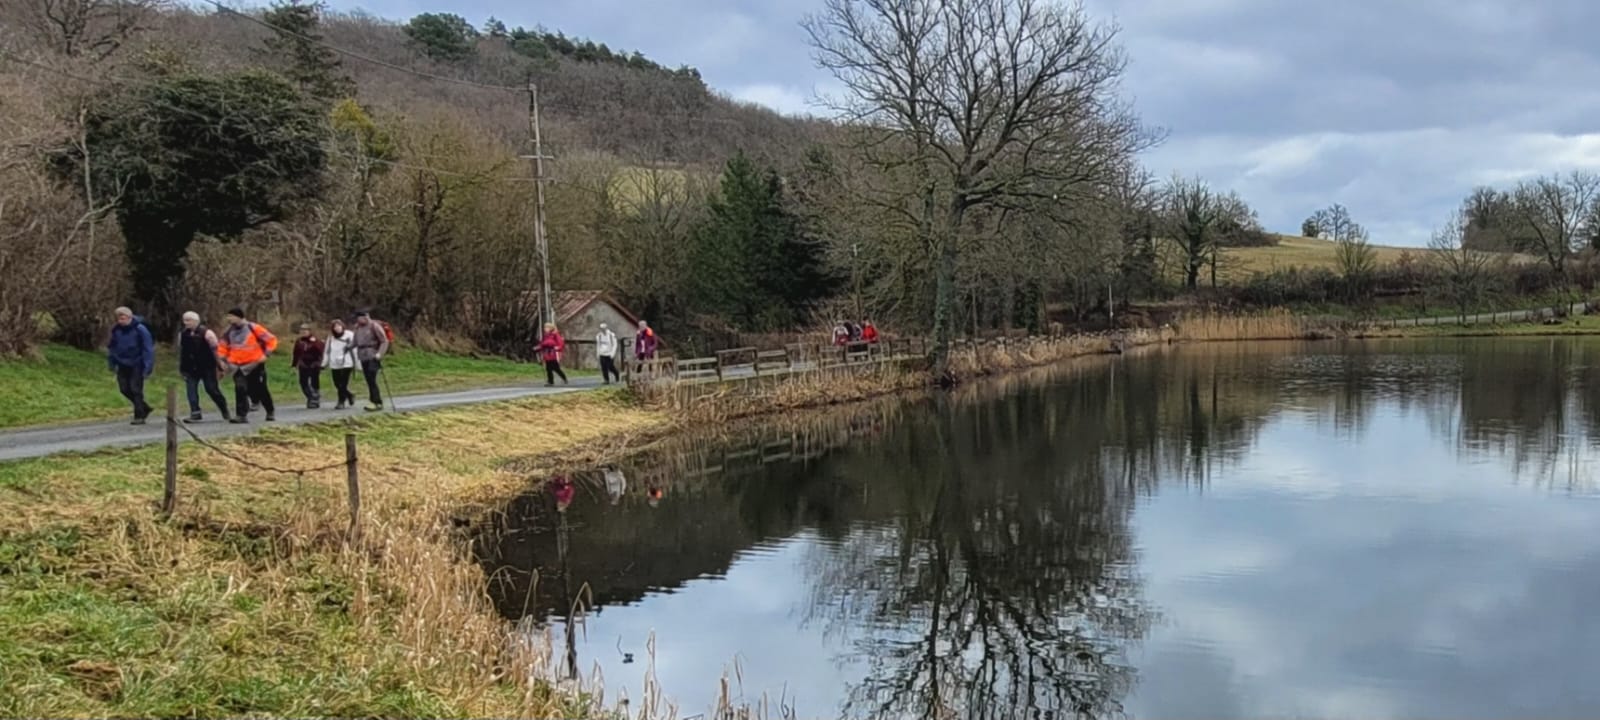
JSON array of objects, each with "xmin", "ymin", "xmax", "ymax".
[
  {"xmin": 1161, "ymin": 175, "xmax": 1254, "ymax": 290},
  {"xmin": 1510, "ymin": 171, "xmax": 1600, "ymax": 302},
  {"xmin": 805, "ymin": 0, "xmax": 1149, "ymax": 376}
]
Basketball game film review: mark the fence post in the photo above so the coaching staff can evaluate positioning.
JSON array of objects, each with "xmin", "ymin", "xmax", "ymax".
[
  {"xmin": 345, "ymin": 433, "xmax": 361, "ymax": 540},
  {"xmin": 162, "ymin": 384, "xmax": 178, "ymax": 516},
  {"xmin": 714, "ymin": 358, "xmax": 724, "ymax": 382}
]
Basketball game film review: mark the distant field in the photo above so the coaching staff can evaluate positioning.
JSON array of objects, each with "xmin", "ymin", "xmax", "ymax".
[{"xmin": 1161, "ymin": 234, "xmax": 1531, "ymax": 284}]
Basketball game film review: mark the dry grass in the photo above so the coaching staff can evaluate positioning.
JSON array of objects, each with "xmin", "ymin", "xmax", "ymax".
[
  {"xmin": 946, "ymin": 328, "xmax": 1173, "ymax": 379},
  {"xmin": 0, "ymin": 391, "xmax": 705, "ymax": 717},
  {"xmin": 1169, "ymin": 308, "xmax": 1349, "ymax": 342}
]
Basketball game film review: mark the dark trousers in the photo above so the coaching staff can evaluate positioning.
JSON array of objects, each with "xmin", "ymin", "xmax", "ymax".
[
  {"xmin": 599, "ymin": 356, "xmax": 619, "ymax": 384},
  {"xmin": 544, "ymin": 360, "xmax": 567, "ymax": 385},
  {"xmin": 233, "ymin": 365, "xmax": 274, "ymax": 418},
  {"xmin": 361, "ymin": 358, "xmax": 383, "ymax": 405},
  {"xmin": 116, "ymin": 365, "xmax": 151, "ymax": 419},
  {"xmin": 331, "ymin": 368, "xmax": 356, "ymax": 405},
  {"xmin": 298, "ymin": 367, "xmax": 322, "ymax": 404},
  {"xmin": 183, "ymin": 372, "xmax": 228, "ymax": 416}
]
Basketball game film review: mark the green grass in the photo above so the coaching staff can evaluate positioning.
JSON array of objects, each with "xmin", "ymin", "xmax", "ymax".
[
  {"xmin": 1370, "ymin": 313, "xmax": 1600, "ymax": 337},
  {"xmin": 0, "ymin": 343, "xmax": 588, "ymax": 429},
  {"xmin": 0, "ymin": 391, "xmax": 655, "ymax": 717}
]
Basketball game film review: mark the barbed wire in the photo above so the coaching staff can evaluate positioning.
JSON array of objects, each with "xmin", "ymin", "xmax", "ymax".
[{"xmin": 172, "ymin": 418, "xmax": 348, "ymax": 477}]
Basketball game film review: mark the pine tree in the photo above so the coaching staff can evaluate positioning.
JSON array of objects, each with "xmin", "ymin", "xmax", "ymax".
[
  {"xmin": 258, "ymin": 0, "xmax": 353, "ymax": 102},
  {"xmin": 690, "ymin": 152, "xmax": 835, "ymax": 330}
]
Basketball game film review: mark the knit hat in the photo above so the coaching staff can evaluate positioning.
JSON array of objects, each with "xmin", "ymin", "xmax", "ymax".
[{"xmin": 225, "ymin": 307, "xmax": 245, "ymax": 319}]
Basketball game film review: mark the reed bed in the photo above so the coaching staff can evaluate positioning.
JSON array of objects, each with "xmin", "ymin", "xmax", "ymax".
[{"xmin": 1169, "ymin": 308, "xmax": 1344, "ymax": 342}]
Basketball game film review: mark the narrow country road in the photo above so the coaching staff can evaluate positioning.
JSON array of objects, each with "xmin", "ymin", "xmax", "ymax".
[{"xmin": 0, "ymin": 378, "xmax": 605, "ymax": 462}]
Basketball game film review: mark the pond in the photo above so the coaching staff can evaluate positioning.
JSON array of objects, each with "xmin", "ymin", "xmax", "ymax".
[{"xmin": 476, "ymin": 338, "xmax": 1600, "ymax": 719}]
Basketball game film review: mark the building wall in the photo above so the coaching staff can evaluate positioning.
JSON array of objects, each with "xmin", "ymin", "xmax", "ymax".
[{"xmin": 557, "ymin": 302, "xmax": 636, "ymax": 369}]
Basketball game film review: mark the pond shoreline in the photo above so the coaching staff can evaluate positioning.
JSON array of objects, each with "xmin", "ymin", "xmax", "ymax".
[{"xmin": 2, "ymin": 321, "xmax": 1477, "ymax": 717}]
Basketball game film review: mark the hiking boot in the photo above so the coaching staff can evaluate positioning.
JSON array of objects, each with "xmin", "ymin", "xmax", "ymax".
[
  {"xmin": 335, "ymin": 400, "xmax": 346, "ymax": 410},
  {"xmin": 364, "ymin": 403, "xmax": 383, "ymax": 412},
  {"xmin": 265, "ymin": 412, "xmax": 276, "ymax": 422},
  {"xmin": 230, "ymin": 416, "xmax": 249, "ymax": 424},
  {"xmin": 221, "ymin": 409, "xmax": 232, "ymax": 422},
  {"xmin": 130, "ymin": 417, "xmax": 147, "ymax": 426},
  {"xmin": 183, "ymin": 413, "xmax": 202, "ymax": 424},
  {"xmin": 306, "ymin": 401, "xmax": 316, "ymax": 410}
]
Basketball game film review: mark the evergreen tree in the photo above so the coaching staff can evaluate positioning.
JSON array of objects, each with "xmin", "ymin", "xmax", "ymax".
[
  {"xmin": 403, "ymin": 13, "xmax": 478, "ymax": 62},
  {"xmin": 258, "ymin": 0, "xmax": 352, "ymax": 102},
  {"xmin": 690, "ymin": 152, "xmax": 835, "ymax": 330}
]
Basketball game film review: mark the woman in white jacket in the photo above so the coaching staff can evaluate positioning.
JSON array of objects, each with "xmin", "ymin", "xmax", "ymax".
[{"xmin": 323, "ymin": 319, "xmax": 359, "ymax": 409}]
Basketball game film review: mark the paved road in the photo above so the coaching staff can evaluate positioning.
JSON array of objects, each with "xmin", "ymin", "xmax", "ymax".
[{"xmin": 0, "ymin": 378, "xmax": 605, "ymax": 462}]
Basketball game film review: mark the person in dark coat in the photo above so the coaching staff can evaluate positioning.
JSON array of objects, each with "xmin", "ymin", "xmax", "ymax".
[
  {"xmin": 291, "ymin": 323, "xmax": 325, "ymax": 409},
  {"xmin": 178, "ymin": 311, "xmax": 230, "ymax": 423},
  {"xmin": 107, "ymin": 306, "xmax": 154, "ymax": 424}
]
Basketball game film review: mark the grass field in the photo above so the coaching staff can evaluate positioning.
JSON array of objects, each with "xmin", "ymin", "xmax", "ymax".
[
  {"xmin": 1365, "ymin": 313, "xmax": 1600, "ymax": 338},
  {"xmin": 0, "ymin": 343, "xmax": 567, "ymax": 429},
  {"xmin": 0, "ymin": 391, "xmax": 667, "ymax": 717},
  {"xmin": 1161, "ymin": 234, "xmax": 1533, "ymax": 284}
]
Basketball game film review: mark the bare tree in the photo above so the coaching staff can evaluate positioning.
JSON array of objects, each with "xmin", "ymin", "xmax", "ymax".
[
  {"xmin": 805, "ymin": 0, "xmax": 1150, "ymax": 375},
  {"xmin": 1511, "ymin": 171, "xmax": 1600, "ymax": 304},
  {"xmin": 1429, "ymin": 210, "xmax": 1494, "ymax": 323},
  {"xmin": 1161, "ymin": 175, "xmax": 1252, "ymax": 290},
  {"xmin": 7, "ymin": 0, "xmax": 168, "ymax": 62},
  {"xmin": 1310, "ymin": 203, "xmax": 1375, "ymax": 298}
]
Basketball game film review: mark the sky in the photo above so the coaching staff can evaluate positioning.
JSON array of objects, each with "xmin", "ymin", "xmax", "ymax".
[{"xmin": 322, "ymin": 0, "xmax": 1600, "ymax": 247}]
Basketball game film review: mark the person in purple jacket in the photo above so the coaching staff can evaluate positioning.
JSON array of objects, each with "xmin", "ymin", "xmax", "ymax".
[{"xmin": 634, "ymin": 320, "xmax": 659, "ymax": 372}]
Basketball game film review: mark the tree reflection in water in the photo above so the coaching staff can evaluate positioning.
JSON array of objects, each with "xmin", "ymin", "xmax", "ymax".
[{"xmin": 477, "ymin": 338, "xmax": 1600, "ymax": 717}]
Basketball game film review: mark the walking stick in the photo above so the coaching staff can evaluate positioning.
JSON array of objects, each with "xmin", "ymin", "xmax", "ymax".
[{"xmin": 380, "ymin": 364, "xmax": 398, "ymax": 411}]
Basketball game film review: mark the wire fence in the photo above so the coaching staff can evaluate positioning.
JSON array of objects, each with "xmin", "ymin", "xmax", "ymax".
[{"xmin": 160, "ymin": 385, "xmax": 364, "ymax": 538}]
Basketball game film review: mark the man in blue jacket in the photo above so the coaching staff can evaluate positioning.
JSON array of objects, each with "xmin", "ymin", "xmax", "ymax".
[{"xmin": 108, "ymin": 306, "xmax": 155, "ymax": 425}]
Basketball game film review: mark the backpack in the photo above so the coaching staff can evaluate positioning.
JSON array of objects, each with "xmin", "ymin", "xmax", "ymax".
[{"xmin": 378, "ymin": 320, "xmax": 397, "ymax": 352}]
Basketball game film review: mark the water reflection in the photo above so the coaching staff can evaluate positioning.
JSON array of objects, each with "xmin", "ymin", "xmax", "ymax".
[{"xmin": 476, "ymin": 338, "xmax": 1600, "ymax": 718}]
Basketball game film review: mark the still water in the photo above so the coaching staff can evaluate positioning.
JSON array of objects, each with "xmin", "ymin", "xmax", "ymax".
[{"xmin": 478, "ymin": 339, "xmax": 1600, "ymax": 719}]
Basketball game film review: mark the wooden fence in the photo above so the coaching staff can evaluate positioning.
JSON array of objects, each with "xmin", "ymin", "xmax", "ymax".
[{"xmin": 631, "ymin": 337, "xmax": 930, "ymax": 386}]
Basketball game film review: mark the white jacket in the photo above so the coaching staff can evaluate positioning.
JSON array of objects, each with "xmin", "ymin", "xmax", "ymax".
[
  {"xmin": 596, "ymin": 329, "xmax": 619, "ymax": 358},
  {"xmin": 324, "ymin": 330, "xmax": 358, "ymax": 370}
]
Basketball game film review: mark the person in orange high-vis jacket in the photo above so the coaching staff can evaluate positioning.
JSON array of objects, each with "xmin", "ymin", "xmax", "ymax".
[{"xmin": 217, "ymin": 307, "xmax": 278, "ymax": 423}]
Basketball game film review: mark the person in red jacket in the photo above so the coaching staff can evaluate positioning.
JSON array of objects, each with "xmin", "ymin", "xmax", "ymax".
[
  {"xmin": 861, "ymin": 320, "xmax": 880, "ymax": 344},
  {"xmin": 536, "ymin": 322, "xmax": 568, "ymax": 386}
]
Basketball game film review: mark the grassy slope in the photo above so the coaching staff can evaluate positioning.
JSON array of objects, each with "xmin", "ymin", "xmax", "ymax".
[
  {"xmin": 0, "ymin": 391, "xmax": 668, "ymax": 717},
  {"xmin": 1161, "ymin": 234, "xmax": 1534, "ymax": 284},
  {"xmin": 0, "ymin": 343, "xmax": 585, "ymax": 429}
]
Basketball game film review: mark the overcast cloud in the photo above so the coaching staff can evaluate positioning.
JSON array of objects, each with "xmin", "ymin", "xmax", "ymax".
[{"xmin": 326, "ymin": 0, "xmax": 1600, "ymax": 246}]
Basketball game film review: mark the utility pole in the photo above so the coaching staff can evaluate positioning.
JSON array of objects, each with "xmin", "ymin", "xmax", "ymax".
[
  {"xmin": 851, "ymin": 242, "xmax": 862, "ymax": 321},
  {"xmin": 522, "ymin": 80, "xmax": 555, "ymax": 325}
]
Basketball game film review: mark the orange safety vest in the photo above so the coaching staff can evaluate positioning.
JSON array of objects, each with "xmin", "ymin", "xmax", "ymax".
[{"xmin": 216, "ymin": 322, "xmax": 278, "ymax": 366}]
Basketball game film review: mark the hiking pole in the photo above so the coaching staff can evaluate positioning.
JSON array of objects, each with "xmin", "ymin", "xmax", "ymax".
[{"xmin": 380, "ymin": 365, "xmax": 398, "ymax": 412}]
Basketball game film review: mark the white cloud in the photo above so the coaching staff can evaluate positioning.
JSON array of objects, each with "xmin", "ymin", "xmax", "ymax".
[{"xmin": 730, "ymin": 83, "xmax": 813, "ymax": 115}]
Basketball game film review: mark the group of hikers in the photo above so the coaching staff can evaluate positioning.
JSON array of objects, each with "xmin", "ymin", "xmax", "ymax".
[
  {"xmin": 105, "ymin": 305, "xmax": 664, "ymax": 425},
  {"xmin": 108, "ymin": 306, "xmax": 393, "ymax": 425},
  {"xmin": 832, "ymin": 320, "xmax": 880, "ymax": 346},
  {"xmin": 534, "ymin": 319, "xmax": 660, "ymax": 387}
]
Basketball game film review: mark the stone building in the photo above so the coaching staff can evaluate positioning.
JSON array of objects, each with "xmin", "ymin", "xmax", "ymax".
[{"xmin": 544, "ymin": 290, "xmax": 647, "ymax": 369}]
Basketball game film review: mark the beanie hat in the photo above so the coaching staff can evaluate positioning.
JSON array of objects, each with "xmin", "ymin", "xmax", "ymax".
[{"xmin": 226, "ymin": 307, "xmax": 245, "ymax": 318}]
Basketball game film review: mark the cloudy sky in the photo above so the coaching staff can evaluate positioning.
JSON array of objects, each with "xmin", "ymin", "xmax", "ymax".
[{"xmin": 325, "ymin": 0, "xmax": 1600, "ymax": 246}]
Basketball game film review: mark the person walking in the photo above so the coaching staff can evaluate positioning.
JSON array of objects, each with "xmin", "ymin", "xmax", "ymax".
[
  {"xmin": 291, "ymin": 323, "xmax": 325, "ymax": 409},
  {"xmin": 177, "ymin": 311, "xmax": 230, "ymax": 423},
  {"xmin": 323, "ymin": 319, "xmax": 358, "ymax": 409},
  {"xmin": 537, "ymin": 322, "xmax": 568, "ymax": 386},
  {"xmin": 107, "ymin": 306, "xmax": 154, "ymax": 425},
  {"xmin": 352, "ymin": 310, "xmax": 390, "ymax": 411},
  {"xmin": 595, "ymin": 322, "xmax": 620, "ymax": 384},
  {"xmin": 862, "ymin": 320, "xmax": 880, "ymax": 344},
  {"xmin": 217, "ymin": 307, "xmax": 277, "ymax": 423},
  {"xmin": 634, "ymin": 320, "xmax": 658, "ymax": 372}
]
